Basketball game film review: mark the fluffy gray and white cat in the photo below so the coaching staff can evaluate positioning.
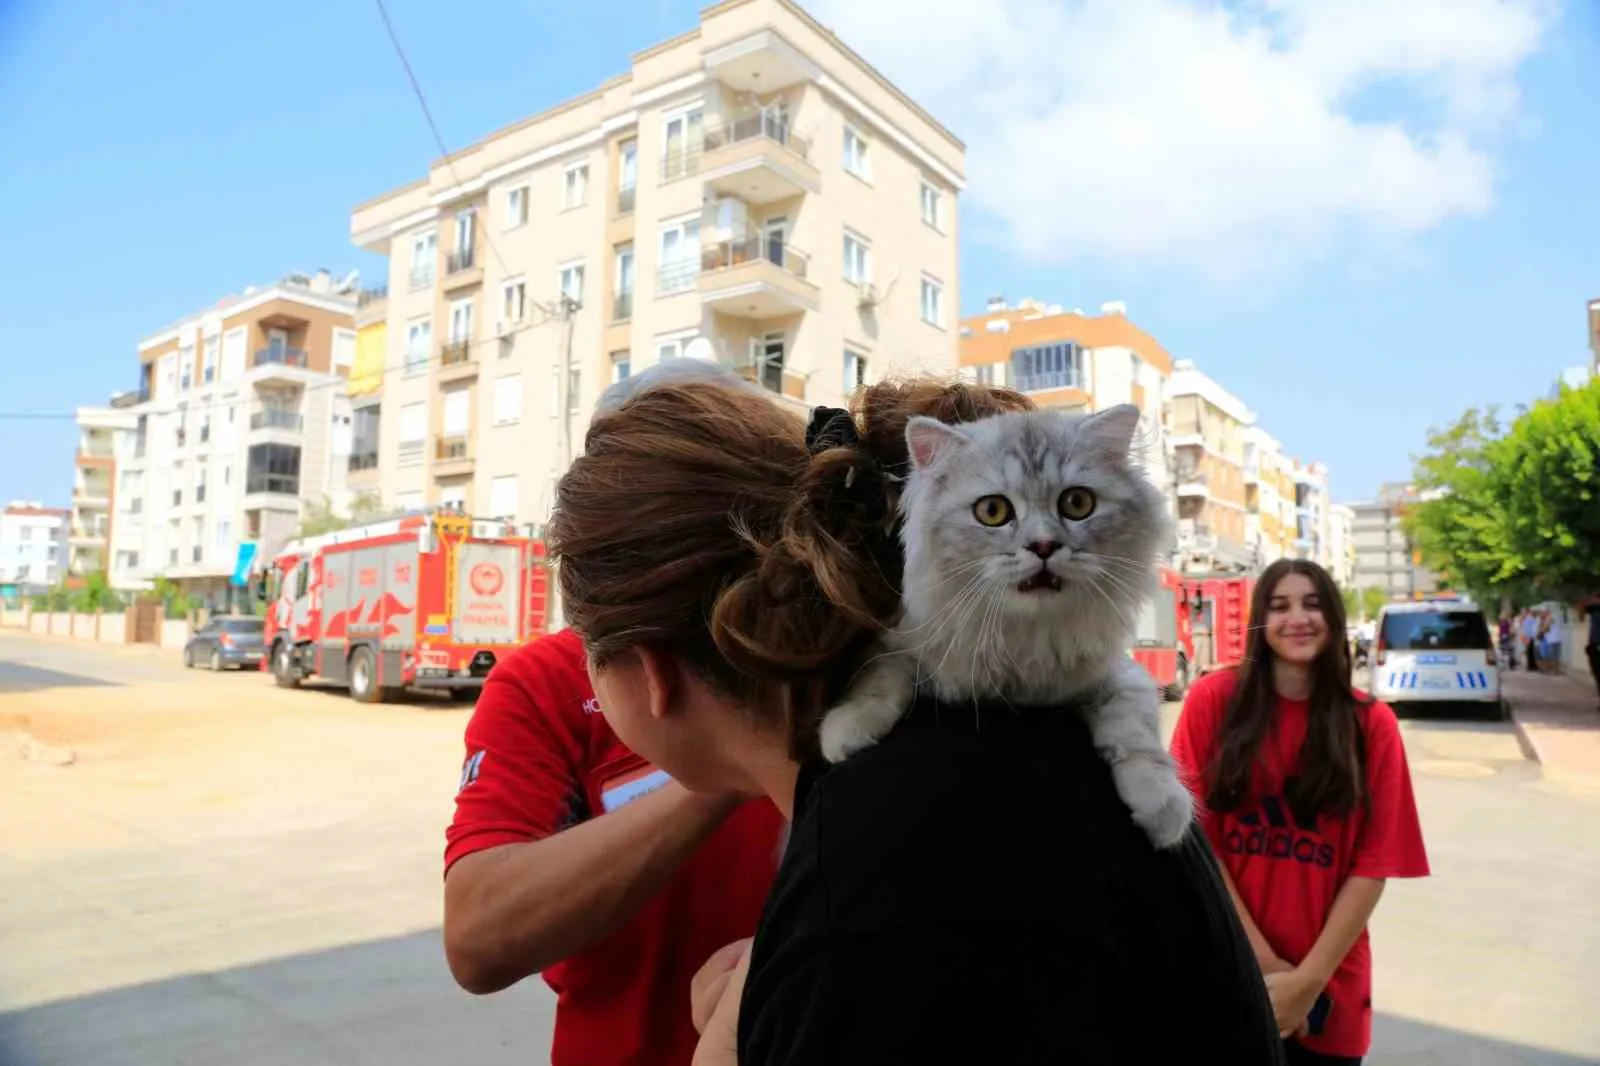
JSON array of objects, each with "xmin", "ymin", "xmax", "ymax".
[{"xmin": 818, "ymin": 403, "xmax": 1193, "ymax": 848}]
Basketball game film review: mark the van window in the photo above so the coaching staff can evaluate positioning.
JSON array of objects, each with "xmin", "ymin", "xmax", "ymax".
[{"xmin": 1379, "ymin": 609, "xmax": 1492, "ymax": 652}]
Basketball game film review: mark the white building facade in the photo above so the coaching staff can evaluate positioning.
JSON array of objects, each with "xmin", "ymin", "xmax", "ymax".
[{"xmin": 0, "ymin": 502, "xmax": 69, "ymax": 593}]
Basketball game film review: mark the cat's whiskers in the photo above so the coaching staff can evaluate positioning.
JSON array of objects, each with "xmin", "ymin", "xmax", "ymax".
[{"xmin": 924, "ymin": 577, "xmax": 999, "ymax": 686}]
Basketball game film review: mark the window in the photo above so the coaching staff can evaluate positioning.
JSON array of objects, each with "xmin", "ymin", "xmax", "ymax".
[
  {"xmin": 502, "ymin": 279, "xmax": 526, "ymax": 324},
  {"xmin": 489, "ymin": 475, "xmax": 519, "ymax": 521},
  {"xmin": 396, "ymin": 490, "xmax": 424, "ymax": 512},
  {"xmin": 752, "ymin": 331, "xmax": 785, "ymax": 393},
  {"xmin": 1378, "ymin": 609, "xmax": 1492, "ymax": 652},
  {"xmin": 658, "ymin": 219, "xmax": 701, "ymax": 294},
  {"xmin": 655, "ymin": 334, "xmax": 692, "ymax": 363},
  {"xmin": 563, "ymin": 162, "xmax": 589, "ymax": 209},
  {"xmin": 611, "ymin": 350, "xmax": 631, "ymax": 383},
  {"xmin": 505, "ymin": 185, "xmax": 528, "ymax": 229},
  {"xmin": 332, "ymin": 328, "xmax": 356, "ymax": 371},
  {"xmin": 920, "ymin": 276, "xmax": 944, "ymax": 327},
  {"xmin": 245, "ymin": 443, "xmax": 301, "ymax": 495},
  {"xmin": 195, "ymin": 466, "xmax": 207, "ymax": 503},
  {"xmin": 613, "ymin": 243, "xmax": 635, "ymax": 321},
  {"xmin": 449, "ymin": 299, "xmax": 474, "ymax": 344},
  {"xmin": 843, "ymin": 232, "xmax": 872, "ymax": 284},
  {"xmin": 179, "ymin": 347, "xmax": 193, "ymax": 391},
  {"xmin": 844, "ymin": 349, "xmax": 868, "ymax": 393},
  {"xmin": 198, "ymin": 413, "xmax": 211, "ymax": 444},
  {"xmin": 221, "ymin": 328, "xmax": 247, "ymax": 381},
  {"xmin": 410, "ymin": 230, "xmax": 437, "ymax": 289},
  {"xmin": 202, "ymin": 337, "xmax": 219, "ymax": 384},
  {"xmin": 1010, "ymin": 342, "xmax": 1085, "ymax": 392},
  {"xmin": 351, "ymin": 406, "xmax": 380, "ymax": 468},
  {"xmin": 494, "ymin": 375, "xmax": 522, "ymax": 426},
  {"xmin": 920, "ymin": 180, "xmax": 943, "ymax": 231},
  {"xmin": 398, "ymin": 402, "xmax": 427, "ymax": 465},
  {"xmin": 567, "ymin": 368, "xmax": 582, "ymax": 415},
  {"xmin": 439, "ymin": 484, "xmax": 467, "ymax": 510},
  {"xmin": 453, "ymin": 210, "xmax": 475, "ymax": 264},
  {"xmin": 442, "ymin": 387, "xmax": 471, "ymax": 438},
  {"xmin": 559, "ymin": 263, "xmax": 585, "ymax": 306},
  {"xmin": 616, "ymin": 138, "xmax": 638, "ymax": 213},
  {"xmin": 406, "ymin": 319, "xmax": 432, "ymax": 377},
  {"xmin": 843, "ymin": 124, "xmax": 870, "ymax": 179},
  {"xmin": 661, "ymin": 106, "xmax": 705, "ymax": 180}
]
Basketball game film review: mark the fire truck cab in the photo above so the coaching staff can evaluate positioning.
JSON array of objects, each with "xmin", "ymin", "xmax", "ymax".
[
  {"xmin": 259, "ymin": 508, "xmax": 549, "ymax": 703},
  {"xmin": 1131, "ymin": 568, "xmax": 1254, "ymax": 700}
]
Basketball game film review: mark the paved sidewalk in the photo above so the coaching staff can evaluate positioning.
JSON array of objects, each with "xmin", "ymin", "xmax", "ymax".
[{"xmin": 1504, "ymin": 669, "xmax": 1600, "ymax": 780}]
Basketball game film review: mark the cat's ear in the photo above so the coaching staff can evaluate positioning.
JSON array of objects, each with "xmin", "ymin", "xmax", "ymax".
[
  {"xmin": 905, "ymin": 416, "xmax": 970, "ymax": 470},
  {"xmin": 1079, "ymin": 404, "xmax": 1142, "ymax": 457}
]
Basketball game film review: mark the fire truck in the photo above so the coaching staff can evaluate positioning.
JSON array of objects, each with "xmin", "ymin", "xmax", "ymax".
[
  {"xmin": 1132, "ymin": 568, "xmax": 1254, "ymax": 700},
  {"xmin": 259, "ymin": 508, "xmax": 550, "ymax": 703}
]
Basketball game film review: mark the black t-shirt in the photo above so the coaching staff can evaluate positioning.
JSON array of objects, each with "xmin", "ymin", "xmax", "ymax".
[{"xmin": 737, "ymin": 695, "xmax": 1286, "ymax": 1065}]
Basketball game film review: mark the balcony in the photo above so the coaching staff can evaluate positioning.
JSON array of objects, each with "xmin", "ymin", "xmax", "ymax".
[
  {"xmin": 702, "ymin": 110, "xmax": 820, "ymax": 205},
  {"xmin": 252, "ymin": 347, "xmax": 308, "ymax": 383},
  {"xmin": 348, "ymin": 451, "xmax": 379, "ymax": 473},
  {"xmin": 443, "ymin": 248, "xmax": 482, "ymax": 292},
  {"xmin": 438, "ymin": 340, "xmax": 477, "ymax": 382},
  {"xmin": 243, "ymin": 473, "xmax": 300, "ymax": 512},
  {"xmin": 409, "ymin": 266, "xmax": 434, "ymax": 291},
  {"xmin": 661, "ymin": 143, "xmax": 703, "ymax": 183},
  {"xmin": 434, "ymin": 434, "xmax": 473, "ymax": 478},
  {"xmin": 1176, "ymin": 469, "xmax": 1210, "ymax": 498},
  {"xmin": 250, "ymin": 409, "xmax": 304, "ymax": 433},
  {"xmin": 698, "ymin": 234, "xmax": 819, "ymax": 319},
  {"xmin": 356, "ymin": 285, "xmax": 388, "ymax": 326}
]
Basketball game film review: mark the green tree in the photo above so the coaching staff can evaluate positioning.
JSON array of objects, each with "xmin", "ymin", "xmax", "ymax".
[
  {"xmin": 1495, "ymin": 378, "xmax": 1600, "ymax": 599},
  {"xmin": 69, "ymin": 570, "xmax": 122, "ymax": 613},
  {"xmin": 294, "ymin": 492, "xmax": 385, "ymax": 538},
  {"xmin": 1360, "ymin": 586, "xmax": 1389, "ymax": 621}
]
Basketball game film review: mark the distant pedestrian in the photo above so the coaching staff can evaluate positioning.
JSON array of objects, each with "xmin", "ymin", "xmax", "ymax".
[
  {"xmin": 1172, "ymin": 558, "xmax": 1430, "ymax": 1066},
  {"xmin": 1520, "ymin": 608, "xmax": 1540, "ymax": 673},
  {"xmin": 1497, "ymin": 613, "xmax": 1517, "ymax": 671},
  {"xmin": 1580, "ymin": 594, "xmax": 1600, "ymax": 709}
]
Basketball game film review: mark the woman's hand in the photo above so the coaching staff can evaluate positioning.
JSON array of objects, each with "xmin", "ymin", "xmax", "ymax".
[
  {"xmin": 1263, "ymin": 969, "xmax": 1323, "ymax": 1038},
  {"xmin": 691, "ymin": 939, "xmax": 754, "ymax": 1066}
]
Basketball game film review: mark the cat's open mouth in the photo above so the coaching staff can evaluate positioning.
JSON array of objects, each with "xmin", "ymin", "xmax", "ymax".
[{"xmin": 1017, "ymin": 571, "xmax": 1064, "ymax": 593}]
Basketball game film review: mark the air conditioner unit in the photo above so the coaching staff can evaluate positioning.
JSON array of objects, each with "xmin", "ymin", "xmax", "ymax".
[{"xmin": 856, "ymin": 282, "xmax": 879, "ymax": 308}]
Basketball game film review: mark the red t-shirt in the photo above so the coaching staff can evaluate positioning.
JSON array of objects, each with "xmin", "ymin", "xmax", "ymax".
[
  {"xmin": 445, "ymin": 628, "xmax": 786, "ymax": 1066},
  {"xmin": 1169, "ymin": 669, "xmax": 1430, "ymax": 1058}
]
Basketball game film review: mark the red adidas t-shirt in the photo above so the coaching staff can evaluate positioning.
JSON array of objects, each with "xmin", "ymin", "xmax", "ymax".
[
  {"xmin": 445, "ymin": 628, "xmax": 786, "ymax": 1066},
  {"xmin": 1169, "ymin": 669, "xmax": 1430, "ymax": 1059}
]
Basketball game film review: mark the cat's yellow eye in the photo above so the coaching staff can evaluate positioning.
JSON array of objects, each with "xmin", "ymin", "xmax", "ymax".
[
  {"xmin": 972, "ymin": 495, "xmax": 1014, "ymax": 527},
  {"xmin": 1058, "ymin": 487, "xmax": 1097, "ymax": 520}
]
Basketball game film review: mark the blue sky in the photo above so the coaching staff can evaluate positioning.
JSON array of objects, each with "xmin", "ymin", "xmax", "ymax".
[{"xmin": 1, "ymin": 0, "xmax": 1595, "ymax": 509}]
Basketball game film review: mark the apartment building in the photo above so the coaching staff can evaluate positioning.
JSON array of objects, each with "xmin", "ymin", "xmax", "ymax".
[
  {"xmin": 1327, "ymin": 503, "xmax": 1355, "ymax": 588},
  {"xmin": 1347, "ymin": 484, "xmax": 1439, "ymax": 598},
  {"xmin": 0, "ymin": 502, "xmax": 68, "ymax": 595},
  {"xmin": 69, "ymin": 402, "xmax": 139, "ymax": 585},
  {"xmin": 1167, "ymin": 361, "xmax": 1256, "ymax": 572},
  {"xmin": 116, "ymin": 270, "xmax": 359, "ymax": 608},
  {"xmin": 349, "ymin": 0, "xmax": 964, "ymax": 523},
  {"xmin": 956, "ymin": 297, "xmax": 1174, "ymax": 491}
]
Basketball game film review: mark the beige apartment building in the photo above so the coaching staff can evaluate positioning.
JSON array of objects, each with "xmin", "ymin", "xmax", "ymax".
[
  {"xmin": 956, "ymin": 297, "xmax": 1175, "ymax": 493},
  {"xmin": 1167, "ymin": 361, "xmax": 1256, "ymax": 572},
  {"xmin": 119, "ymin": 271, "xmax": 359, "ymax": 607},
  {"xmin": 348, "ymin": 0, "xmax": 963, "ymax": 523}
]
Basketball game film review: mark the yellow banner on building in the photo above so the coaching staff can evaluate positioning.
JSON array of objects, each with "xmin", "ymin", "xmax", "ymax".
[{"xmin": 350, "ymin": 322, "xmax": 386, "ymax": 396}]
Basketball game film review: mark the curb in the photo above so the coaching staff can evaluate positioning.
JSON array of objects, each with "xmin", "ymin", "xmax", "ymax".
[{"xmin": 1509, "ymin": 708, "xmax": 1543, "ymax": 765}]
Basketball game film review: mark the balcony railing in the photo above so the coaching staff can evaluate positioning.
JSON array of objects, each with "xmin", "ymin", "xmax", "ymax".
[
  {"xmin": 254, "ymin": 347, "xmax": 307, "ymax": 368},
  {"xmin": 409, "ymin": 266, "xmax": 434, "ymax": 291},
  {"xmin": 700, "ymin": 234, "xmax": 811, "ymax": 280},
  {"xmin": 246, "ymin": 474, "xmax": 300, "ymax": 496},
  {"xmin": 658, "ymin": 260, "xmax": 700, "ymax": 295},
  {"xmin": 616, "ymin": 184, "xmax": 636, "ymax": 216},
  {"xmin": 447, "ymin": 249, "xmax": 476, "ymax": 274},
  {"xmin": 440, "ymin": 341, "xmax": 473, "ymax": 367},
  {"xmin": 704, "ymin": 109, "xmax": 810, "ymax": 160},
  {"xmin": 110, "ymin": 387, "xmax": 149, "ymax": 409},
  {"xmin": 357, "ymin": 285, "xmax": 388, "ymax": 307},
  {"xmin": 661, "ymin": 143, "xmax": 704, "ymax": 182},
  {"xmin": 436, "ymin": 435, "xmax": 470, "ymax": 462},
  {"xmin": 250, "ymin": 409, "xmax": 303, "ymax": 432},
  {"xmin": 348, "ymin": 451, "xmax": 379, "ymax": 472},
  {"xmin": 612, "ymin": 291, "xmax": 634, "ymax": 321}
]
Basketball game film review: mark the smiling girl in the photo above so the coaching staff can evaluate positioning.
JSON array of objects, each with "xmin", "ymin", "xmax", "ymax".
[{"xmin": 1170, "ymin": 558, "xmax": 1430, "ymax": 1065}]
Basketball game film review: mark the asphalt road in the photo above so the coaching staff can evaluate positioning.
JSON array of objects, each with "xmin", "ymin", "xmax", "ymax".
[{"xmin": 1, "ymin": 635, "xmax": 1597, "ymax": 1065}]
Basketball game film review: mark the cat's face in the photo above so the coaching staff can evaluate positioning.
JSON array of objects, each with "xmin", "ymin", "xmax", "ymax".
[{"xmin": 898, "ymin": 405, "xmax": 1171, "ymax": 628}]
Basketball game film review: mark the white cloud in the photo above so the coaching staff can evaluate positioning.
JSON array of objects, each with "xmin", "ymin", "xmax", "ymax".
[{"xmin": 807, "ymin": 0, "xmax": 1552, "ymax": 282}]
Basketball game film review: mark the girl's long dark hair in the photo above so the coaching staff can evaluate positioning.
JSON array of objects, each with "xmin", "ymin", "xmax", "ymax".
[{"xmin": 1205, "ymin": 558, "xmax": 1368, "ymax": 822}]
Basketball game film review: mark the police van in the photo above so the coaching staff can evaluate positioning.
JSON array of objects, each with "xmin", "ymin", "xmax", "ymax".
[{"xmin": 1372, "ymin": 596, "xmax": 1505, "ymax": 719}]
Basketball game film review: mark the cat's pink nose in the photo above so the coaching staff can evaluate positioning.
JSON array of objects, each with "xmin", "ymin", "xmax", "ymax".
[{"xmin": 1025, "ymin": 540, "xmax": 1061, "ymax": 559}]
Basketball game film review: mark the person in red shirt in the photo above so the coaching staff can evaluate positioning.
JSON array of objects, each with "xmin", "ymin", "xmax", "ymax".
[
  {"xmin": 1171, "ymin": 557, "xmax": 1430, "ymax": 1065},
  {"xmin": 443, "ymin": 627, "xmax": 785, "ymax": 1066}
]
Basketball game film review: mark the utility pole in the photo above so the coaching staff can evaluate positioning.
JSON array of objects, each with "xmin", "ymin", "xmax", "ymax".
[{"xmin": 547, "ymin": 294, "xmax": 578, "ymax": 633}]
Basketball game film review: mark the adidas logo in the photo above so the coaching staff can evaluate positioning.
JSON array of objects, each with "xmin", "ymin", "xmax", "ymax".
[{"xmin": 1223, "ymin": 795, "xmax": 1334, "ymax": 868}]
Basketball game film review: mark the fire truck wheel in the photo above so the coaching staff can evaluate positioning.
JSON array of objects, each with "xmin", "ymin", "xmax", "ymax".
[
  {"xmin": 272, "ymin": 643, "xmax": 300, "ymax": 689},
  {"xmin": 1165, "ymin": 657, "xmax": 1191, "ymax": 701},
  {"xmin": 349, "ymin": 647, "xmax": 384, "ymax": 704}
]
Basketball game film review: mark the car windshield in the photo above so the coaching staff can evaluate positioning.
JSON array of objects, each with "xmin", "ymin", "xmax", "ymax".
[
  {"xmin": 221, "ymin": 618, "xmax": 265, "ymax": 634},
  {"xmin": 1380, "ymin": 609, "xmax": 1492, "ymax": 651}
]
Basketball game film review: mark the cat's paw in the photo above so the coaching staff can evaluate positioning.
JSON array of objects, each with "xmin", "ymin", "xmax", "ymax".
[
  {"xmin": 1112, "ymin": 758, "xmax": 1194, "ymax": 850},
  {"xmin": 818, "ymin": 708, "xmax": 889, "ymax": 764}
]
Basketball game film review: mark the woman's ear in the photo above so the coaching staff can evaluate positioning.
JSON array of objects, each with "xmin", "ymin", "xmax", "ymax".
[{"xmin": 635, "ymin": 644, "xmax": 683, "ymax": 721}]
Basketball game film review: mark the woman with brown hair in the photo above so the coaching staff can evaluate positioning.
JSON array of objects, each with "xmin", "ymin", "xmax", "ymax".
[
  {"xmin": 1170, "ymin": 558, "xmax": 1430, "ymax": 1065},
  {"xmin": 549, "ymin": 363, "xmax": 1285, "ymax": 1065}
]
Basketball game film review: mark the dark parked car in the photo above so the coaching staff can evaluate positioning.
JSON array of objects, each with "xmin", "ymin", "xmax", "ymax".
[{"xmin": 184, "ymin": 615, "xmax": 266, "ymax": 671}]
